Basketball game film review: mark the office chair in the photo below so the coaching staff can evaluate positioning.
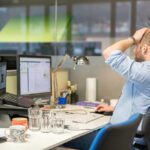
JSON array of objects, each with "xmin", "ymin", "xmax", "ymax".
[
  {"xmin": 89, "ymin": 113, "xmax": 142, "ymax": 150},
  {"xmin": 0, "ymin": 114, "xmax": 11, "ymax": 128},
  {"xmin": 133, "ymin": 108, "xmax": 150, "ymax": 150}
]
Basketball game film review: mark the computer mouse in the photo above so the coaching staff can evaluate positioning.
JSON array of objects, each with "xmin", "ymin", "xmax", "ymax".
[
  {"xmin": 94, "ymin": 111, "xmax": 113, "ymax": 116},
  {"xmin": 94, "ymin": 111, "xmax": 105, "ymax": 114},
  {"xmin": 103, "ymin": 111, "xmax": 113, "ymax": 116}
]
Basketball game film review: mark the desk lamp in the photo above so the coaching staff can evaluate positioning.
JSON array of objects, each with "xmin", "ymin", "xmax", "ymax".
[{"xmin": 52, "ymin": 54, "xmax": 89, "ymax": 108}]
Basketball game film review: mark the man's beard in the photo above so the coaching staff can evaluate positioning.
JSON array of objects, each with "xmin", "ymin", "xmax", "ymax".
[{"xmin": 135, "ymin": 56, "xmax": 145, "ymax": 62}]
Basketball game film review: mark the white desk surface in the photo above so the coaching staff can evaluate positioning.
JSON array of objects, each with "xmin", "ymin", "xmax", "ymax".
[{"xmin": 0, "ymin": 105, "xmax": 111, "ymax": 150}]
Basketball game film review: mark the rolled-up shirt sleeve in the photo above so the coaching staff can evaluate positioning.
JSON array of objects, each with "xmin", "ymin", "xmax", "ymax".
[{"xmin": 105, "ymin": 50, "xmax": 148, "ymax": 85}]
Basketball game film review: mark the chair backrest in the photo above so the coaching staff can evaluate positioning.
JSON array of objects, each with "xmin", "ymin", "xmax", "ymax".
[
  {"xmin": 141, "ymin": 107, "xmax": 150, "ymax": 149},
  {"xmin": 89, "ymin": 113, "xmax": 142, "ymax": 150},
  {"xmin": 0, "ymin": 114, "xmax": 11, "ymax": 128}
]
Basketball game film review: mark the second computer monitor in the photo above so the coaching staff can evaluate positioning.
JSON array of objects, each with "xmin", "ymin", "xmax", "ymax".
[
  {"xmin": 17, "ymin": 56, "xmax": 51, "ymax": 97},
  {"xmin": 0, "ymin": 62, "xmax": 7, "ymax": 95}
]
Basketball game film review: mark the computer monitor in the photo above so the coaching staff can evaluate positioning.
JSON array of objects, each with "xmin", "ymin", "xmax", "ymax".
[
  {"xmin": 17, "ymin": 56, "xmax": 51, "ymax": 97},
  {"xmin": 0, "ymin": 62, "xmax": 7, "ymax": 95}
]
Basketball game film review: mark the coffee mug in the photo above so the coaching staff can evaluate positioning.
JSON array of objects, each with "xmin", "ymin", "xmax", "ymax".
[{"xmin": 5, "ymin": 125, "xmax": 26, "ymax": 142}]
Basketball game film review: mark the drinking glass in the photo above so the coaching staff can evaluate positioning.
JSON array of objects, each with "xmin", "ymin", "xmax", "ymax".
[
  {"xmin": 28, "ymin": 106, "xmax": 41, "ymax": 131},
  {"xmin": 40, "ymin": 108, "xmax": 51, "ymax": 133},
  {"xmin": 51, "ymin": 109, "xmax": 65, "ymax": 134}
]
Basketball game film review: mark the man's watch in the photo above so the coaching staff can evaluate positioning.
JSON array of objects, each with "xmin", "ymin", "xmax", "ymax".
[{"xmin": 130, "ymin": 36, "xmax": 137, "ymax": 45}]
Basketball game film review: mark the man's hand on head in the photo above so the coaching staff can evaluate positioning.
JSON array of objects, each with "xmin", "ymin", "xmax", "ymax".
[
  {"xmin": 132, "ymin": 28, "xmax": 149, "ymax": 44},
  {"xmin": 103, "ymin": 27, "xmax": 149, "ymax": 60}
]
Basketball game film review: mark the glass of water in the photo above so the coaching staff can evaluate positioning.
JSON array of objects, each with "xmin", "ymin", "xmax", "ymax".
[
  {"xmin": 51, "ymin": 109, "xmax": 65, "ymax": 134},
  {"xmin": 28, "ymin": 106, "xmax": 41, "ymax": 131},
  {"xmin": 40, "ymin": 108, "xmax": 51, "ymax": 133}
]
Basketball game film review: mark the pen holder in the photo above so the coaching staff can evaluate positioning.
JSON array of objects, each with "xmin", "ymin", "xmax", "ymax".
[{"xmin": 58, "ymin": 97, "xmax": 67, "ymax": 105}]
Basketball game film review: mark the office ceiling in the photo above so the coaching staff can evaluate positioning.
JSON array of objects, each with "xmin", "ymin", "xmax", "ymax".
[{"xmin": 0, "ymin": 0, "xmax": 133, "ymax": 6}]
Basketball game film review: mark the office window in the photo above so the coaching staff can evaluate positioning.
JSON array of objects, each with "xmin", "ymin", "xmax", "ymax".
[
  {"xmin": 72, "ymin": 3, "xmax": 111, "ymax": 40},
  {"xmin": 28, "ymin": 5, "xmax": 55, "ymax": 54},
  {"xmin": 28, "ymin": 6, "xmax": 45, "ymax": 42},
  {"xmin": 0, "ymin": 7, "xmax": 10, "ymax": 31},
  {"xmin": 116, "ymin": 2, "xmax": 131, "ymax": 37},
  {"xmin": 49, "ymin": 5, "xmax": 67, "ymax": 42},
  {"xmin": 0, "ymin": 6, "xmax": 27, "ymax": 54},
  {"xmin": 49, "ymin": 6, "xmax": 56, "ymax": 42},
  {"xmin": 28, "ymin": 5, "xmax": 46, "ymax": 53},
  {"xmin": 0, "ymin": 6, "xmax": 26, "ymax": 42},
  {"xmin": 57, "ymin": 5, "xmax": 67, "ymax": 41},
  {"xmin": 136, "ymin": 1, "xmax": 150, "ymax": 28},
  {"xmin": 1, "ymin": 0, "xmax": 142, "ymax": 55}
]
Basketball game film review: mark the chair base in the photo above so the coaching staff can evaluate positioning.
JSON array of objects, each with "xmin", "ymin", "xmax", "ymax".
[{"xmin": 133, "ymin": 143, "xmax": 147, "ymax": 150}]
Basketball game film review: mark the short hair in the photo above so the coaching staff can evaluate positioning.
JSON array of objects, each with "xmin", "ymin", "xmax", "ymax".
[{"xmin": 141, "ymin": 29, "xmax": 150, "ymax": 46}]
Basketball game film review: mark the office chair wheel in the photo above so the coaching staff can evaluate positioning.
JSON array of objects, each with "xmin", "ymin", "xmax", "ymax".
[{"xmin": 133, "ymin": 143, "xmax": 147, "ymax": 150}]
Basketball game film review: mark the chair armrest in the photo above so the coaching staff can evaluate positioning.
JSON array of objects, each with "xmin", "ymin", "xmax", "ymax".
[
  {"xmin": 135, "ymin": 130, "xmax": 144, "ymax": 138},
  {"xmin": 135, "ymin": 133, "xmax": 144, "ymax": 138},
  {"xmin": 133, "ymin": 143, "xmax": 147, "ymax": 150}
]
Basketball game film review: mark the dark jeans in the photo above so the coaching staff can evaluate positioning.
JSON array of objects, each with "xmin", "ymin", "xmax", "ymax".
[
  {"xmin": 63, "ymin": 129, "xmax": 146, "ymax": 150},
  {"xmin": 63, "ymin": 129, "xmax": 99, "ymax": 150}
]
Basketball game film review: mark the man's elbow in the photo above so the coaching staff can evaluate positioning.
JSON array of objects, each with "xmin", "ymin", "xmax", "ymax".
[{"xmin": 102, "ymin": 50, "xmax": 108, "ymax": 60}]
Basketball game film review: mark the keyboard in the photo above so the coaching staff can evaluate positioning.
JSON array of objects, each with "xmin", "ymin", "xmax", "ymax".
[
  {"xmin": 0, "ymin": 93, "xmax": 34, "ymax": 108},
  {"xmin": 0, "ymin": 93, "xmax": 18, "ymax": 106},
  {"xmin": 72, "ymin": 113, "xmax": 103, "ymax": 123}
]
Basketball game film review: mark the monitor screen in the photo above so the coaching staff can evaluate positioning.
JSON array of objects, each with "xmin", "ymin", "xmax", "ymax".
[
  {"xmin": 17, "ymin": 56, "xmax": 51, "ymax": 96},
  {"xmin": 1, "ymin": 56, "xmax": 17, "ymax": 70},
  {"xmin": 0, "ymin": 62, "xmax": 6, "ymax": 95}
]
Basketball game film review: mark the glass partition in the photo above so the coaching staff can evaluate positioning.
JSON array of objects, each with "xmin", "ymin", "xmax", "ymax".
[
  {"xmin": 0, "ymin": 0, "xmax": 137, "ymax": 57},
  {"xmin": 72, "ymin": 3, "xmax": 111, "ymax": 40},
  {"xmin": 136, "ymin": 1, "xmax": 150, "ymax": 29},
  {"xmin": 116, "ymin": 2, "xmax": 131, "ymax": 37}
]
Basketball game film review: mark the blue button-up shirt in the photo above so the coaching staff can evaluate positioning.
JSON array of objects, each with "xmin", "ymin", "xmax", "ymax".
[{"xmin": 105, "ymin": 50, "xmax": 150, "ymax": 125}]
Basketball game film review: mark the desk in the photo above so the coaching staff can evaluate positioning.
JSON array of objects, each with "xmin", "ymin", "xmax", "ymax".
[{"xmin": 0, "ymin": 116, "xmax": 110, "ymax": 150}]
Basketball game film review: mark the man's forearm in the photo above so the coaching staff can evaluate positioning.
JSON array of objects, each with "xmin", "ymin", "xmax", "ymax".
[{"xmin": 103, "ymin": 37, "xmax": 134, "ymax": 60}]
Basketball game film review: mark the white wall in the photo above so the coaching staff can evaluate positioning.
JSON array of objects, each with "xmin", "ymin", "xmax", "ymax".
[
  {"xmin": 69, "ymin": 56, "xmax": 125, "ymax": 100},
  {"xmin": 52, "ymin": 37, "xmax": 128, "ymax": 101}
]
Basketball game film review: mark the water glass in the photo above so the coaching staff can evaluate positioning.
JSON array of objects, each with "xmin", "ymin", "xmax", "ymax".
[
  {"xmin": 28, "ymin": 106, "xmax": 41, "ymax": 131},
  {"xmin": 41, "ymin": 108, "xmax": 51, "ymax": 133},
  {"xmin": 51, "ymin": 110, "xmax": 65, "ymax": 134},
  {"xmin": 51, "ymin": 118, "xmax": 64, "ymax": 134}
]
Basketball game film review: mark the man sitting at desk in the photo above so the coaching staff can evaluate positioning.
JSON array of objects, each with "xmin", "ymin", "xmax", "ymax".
[
  {"xmin": 63, "ymin": 28, "xmax": 150, "ymax": 150},
  {"xmin": 96, "ymin": 27, "xmax": 150, "ymax": 125}
]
